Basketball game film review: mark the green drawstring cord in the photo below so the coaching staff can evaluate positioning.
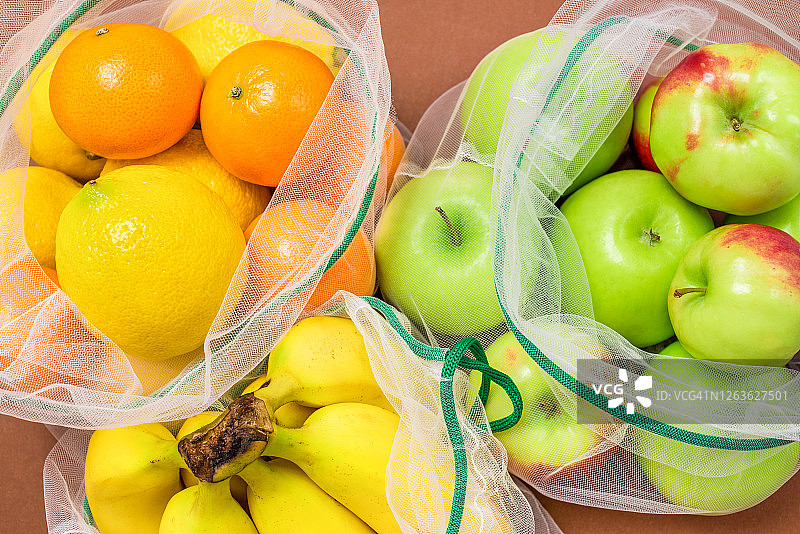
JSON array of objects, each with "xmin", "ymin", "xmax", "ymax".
[{"xmin": 364, "ymin": 297, "xmax": 524, "ymax": 534}]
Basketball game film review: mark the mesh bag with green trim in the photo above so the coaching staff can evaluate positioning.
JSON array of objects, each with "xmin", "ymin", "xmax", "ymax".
[
  {"xmin": 377, "ymin": 0, "xmax": 800, "ymax": 516},
  {"xmin": 0, "ymin": 0, "xmax": 393, "ymax": 428},
  {"xmin": 42, "ymin": 292, "xmax": 565, "ymax": 534}
]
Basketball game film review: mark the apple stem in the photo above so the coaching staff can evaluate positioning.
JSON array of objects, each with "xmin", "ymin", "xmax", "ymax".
[
  {"xmin": 672, "ymin": 287, "xmax": 707, "ymax": 298},
  {"xmin": 731, "ymin": 117, "xmax": 742, "ymax": 132},
  {"xmin": 435, "ymin": 206, "xmax": 462, "ymax": 247},
  {"xmin": 641, "ymin": 228, "xmax": 661, "ymax": 247}
]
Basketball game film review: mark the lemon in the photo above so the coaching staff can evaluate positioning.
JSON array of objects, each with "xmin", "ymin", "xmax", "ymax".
[
  {"xmin": 0, "ymin": 167, "xmax": 27, "ymax": 263},
  {"xmin": 56, "ymin": 165, "xmax": 246, "ymax": 361},
  {"xmin": 13, "ymin": 30, "xmax": 106, "ymax": 182},
  {"xmin": 0, "ymin": 166, "xmax": 81, "ymax": 270},
  {"xmin": 102, "ymin": 129, "xmax": 271, "ymax": 230},
  {"xmin": 25, "ymin": 167, "xmax": 81, "ymax": 270},
  {"xmin": 166, "ymin": 1, "xmax": 344, "ymax": 80}
]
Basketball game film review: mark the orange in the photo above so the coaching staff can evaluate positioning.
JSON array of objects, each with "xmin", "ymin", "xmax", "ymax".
[
  {"xmin": 0, "ymin": 256, "xmax": 127, "ymax": 398},
  {"xmin": 200, "ymin": 40, "xmax": 334, "ymax": 187},
  {"xmin": 285, "ymin": 93, "xmax": 406, "ymax": 206},
  {"xmin": 244, "ymin": 199, "xmax": 375, "ymax": 308},
  {"xmin": 49, "ymin": 23, "xmax": 202, "ymax": 159},
  {"xmin": 384, "ymin": 121, "xmax": 406, "ymax": 193}
]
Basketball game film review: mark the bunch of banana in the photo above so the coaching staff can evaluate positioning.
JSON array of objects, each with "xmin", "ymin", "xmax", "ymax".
[
  {"xmin": 85, "ymin": 315, "xmax": 403, "ymax": 534},
  {"xmin": 84, "ymin": 423, "xmax": 184, "ymax": 534}
]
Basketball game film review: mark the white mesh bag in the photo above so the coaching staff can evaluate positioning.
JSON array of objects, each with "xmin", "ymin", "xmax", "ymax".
[
  {"xmin": 0, "ymin": 0, "xmax": 392, "ymax": 428},
  {"xmin": 43, "ymin": 292, "xmax": 565, "ymax": 534},
  {"xmin": 378, "ymin": 0, "xmax": 800, "ymax": 517}
]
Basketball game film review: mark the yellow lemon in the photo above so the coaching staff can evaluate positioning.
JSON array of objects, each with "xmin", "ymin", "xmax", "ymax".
[
  {"xmin": 13, "ymin": 30, "xmax": 106, "ymax": 182},
  {"xmin": 55, "ymin": 165, "xmax": 246, "ymax": 361},
  {"xmin": 0, "ymin": 167, "xmax": 28, "ymax": 263},
  {"xmin": 165, "ymin": 1, "xmax": 344, "ymax": 80},
  {"xmin": 102, "ymin": 129, "xmax": 271, "ymax": 230},
  {"xmin": 0, "ymin": 166, "xmax": 81, "ymax": 270}
]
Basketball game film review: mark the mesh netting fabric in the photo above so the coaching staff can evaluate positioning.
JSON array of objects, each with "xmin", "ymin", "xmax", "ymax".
[
  {"xmin": 0, "ymin": 0, "xmax": 391, "ymax": 428},
  {"xmin": 42, "ymin": 292, "xmax": 565, "ymax": 534},
  {"xmin": 380, "ymin": 0, "xmax": 800, "ymax": 517}
]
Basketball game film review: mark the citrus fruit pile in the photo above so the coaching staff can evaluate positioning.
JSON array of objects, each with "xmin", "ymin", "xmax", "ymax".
[{"xmin": 4, "ymin": 8, "xmax": 405, "ymax": 387}]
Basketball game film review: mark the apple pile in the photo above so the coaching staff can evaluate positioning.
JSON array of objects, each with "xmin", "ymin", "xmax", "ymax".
[
  {"xmin": 630, "ymin": 42, "xmax": 800, "ymax": 365},
  {"xmin": 374, "ymin": 32, "xmax": 800, "ymax": 513},
  {"xmin": 375, "ymin": 27, "xmax": 633, "ymax": 337}
]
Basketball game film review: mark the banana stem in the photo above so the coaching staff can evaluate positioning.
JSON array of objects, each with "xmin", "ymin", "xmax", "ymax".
[
  {"xmin": 237, "ymin": 458, "xmax": 268, "ymax": 486},
  {"xmin": 198, "ymin": 479, "xmax": 231, "ymax": 499},
  {"xmin": 178, "ymin": 394, "xmax": 273, "ymax": 483},
  {"xmin": 250, "ymin": 375, "xmax": 300, "ymax": 418},
  {"xmin": 260, "ymin": 422, "xmax": 296, "ymax": 459}
]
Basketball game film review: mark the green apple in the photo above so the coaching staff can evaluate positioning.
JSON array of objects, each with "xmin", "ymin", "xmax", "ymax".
[
  {"xmin": 650, "ymin": 43, "xmax": 800, "ymax": 216},
  {"xmin": 635, "ymin": 425, "xmax": 800, "ymax": 514},
  {"xmin": 461, "ymin": 28, "xmax": 633, "ymax": 195},
  {"xmin": 668, "ymin": 224, "xmax": 800, "ymax": 365},
  {"xmin": 647, "ymin": 342, "xmax": 792, "ymax": 425},
  {"xmin": 559, "ymin": 169, "xmax": 714, "ymax": 347},
  {"xmin": 631, "ymin": 78, "xmax": 662, "ymax": 173},
  {"xmin": 374, "ymin": 161, "xmax": 503, "ymax": 336},
  {"xmin": 649, "ymin": 342, "xmax": 722, "ymax": 422},
  {"xmin": 639, "ymin": 343, "xmax": 799, "ymax": 513},
  {"xmin": 659, "ymin": 340, "xmax": 691, "ymax": 359},
  {"xmin": 478, "ymin": 331, "xmax": 614, "ymax": 482},
  {"xmin": 725, "ymin": 193, "xmax": 800, "ymax": 243}
]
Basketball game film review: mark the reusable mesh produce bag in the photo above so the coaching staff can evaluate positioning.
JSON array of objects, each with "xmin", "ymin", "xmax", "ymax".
[
  {"xmin": 380, "ymin": 0, "xmax": 800, "ymax": 517},
  {"xmin": 42, "ymin": 292, "xmax": 565, "ymax": 534},
  {"xmin": 0, "ymin": 0, "xmax": 393, "ymax": 427}
]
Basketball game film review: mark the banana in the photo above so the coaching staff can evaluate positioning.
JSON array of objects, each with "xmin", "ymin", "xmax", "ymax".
[
  {"xmin": 238, "ymin": 458, "xmax": 376, "ymax": 533},
  {"xmin": 389, "ymin": 428, "xmax": 514, "ymax": 533},
  {"xmin": 178, "ymin": 316, "xmax": 393, "ymax": 487},
  {"xmin": 242, "ymin": 376, "xmax": 317, "ymax": 427},
  {"xmin": 158, "ymin": 478, "xmax": 258, "ymax": 534},
  {"xmin": 176, "ymin": 412, "xmax": 249, "ymax": 509},
  {"xmin": 84, "ymin": 423, "xmax": 184, "ymax": 534},
  {"xmin": 273, "ymin": 401, "xmax": 317, "ymax": 427},
  {"xmin": 178, "ymin": 394, "xmax": 271, "ymax": 482},
  {"xmin": 261, "ymin": 402, "xmax": 402, "ymax": 534},
  {"xmin": 253, "ymin": 316, "xmax": 394, "ymax": 415}
]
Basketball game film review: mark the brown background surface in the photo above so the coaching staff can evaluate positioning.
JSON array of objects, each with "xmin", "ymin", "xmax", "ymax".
[{"xmin": 1, "ymin": 0, "xmax": 799, "ymax": 533}]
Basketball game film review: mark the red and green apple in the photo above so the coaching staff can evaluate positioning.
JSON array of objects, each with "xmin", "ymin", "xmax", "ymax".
[
  {"xmin": 650, "ymin": 43, "xmax": 800, "ymax": 216},
  {"xmin": 668, "ymin": 223, "xmax": 800, "ymax": 365},
  {"xmin": 631, "ymin": 78, "xmax": 662, "ymax": 173},
  {"xmin": 479, "ymin": 330, "xmax": 615, "ymax": 482}
]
